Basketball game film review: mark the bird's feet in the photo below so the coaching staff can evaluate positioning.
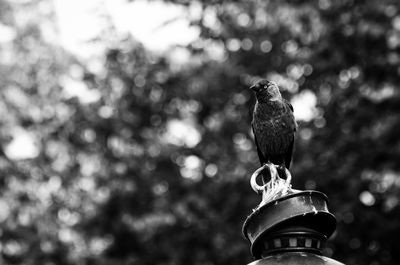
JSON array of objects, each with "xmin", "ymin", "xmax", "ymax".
[{"xmin": 250, "ymin": 162, "xmax": 277, "ymax": 194}]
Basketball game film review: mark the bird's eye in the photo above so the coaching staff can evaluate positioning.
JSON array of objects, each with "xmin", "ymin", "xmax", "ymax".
[{"xmin": 264, "ymin": 85, "xmax": 268, "ymax": 89}]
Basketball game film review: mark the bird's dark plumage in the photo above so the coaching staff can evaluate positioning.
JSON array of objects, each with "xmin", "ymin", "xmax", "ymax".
[{"xmin": 250, "ymin": 80, "xmax": 297, "ymax": 170}]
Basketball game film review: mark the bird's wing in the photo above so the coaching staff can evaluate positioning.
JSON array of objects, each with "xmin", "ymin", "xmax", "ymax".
[
  {"xmin": 284, "ymin": 98, "xmax": 294, "ymax": 112},
  {"xmin": 283, "ymin": 99, "xmax": 296, "ymax": 168},
  {"xmin": 252, "ymin": 123, "xmax": 267, "ymax": 165},
  {"xmin": 284, "ymin": 135, "xmax": 294, "ymax": 168},
  {"xmin": 283, "ymin": 99, "xmax": 297, "ymax": 132}
]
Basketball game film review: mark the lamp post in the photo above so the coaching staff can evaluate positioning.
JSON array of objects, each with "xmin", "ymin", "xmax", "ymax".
[{"xmin": 242, "ymin": 165, "xmax": 345, "ymax": 265}]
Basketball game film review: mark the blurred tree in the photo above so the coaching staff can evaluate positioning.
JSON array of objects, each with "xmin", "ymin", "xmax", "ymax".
[{"xmin": 0, "ymin": 0, "xmax": 399, "ymax": 265}]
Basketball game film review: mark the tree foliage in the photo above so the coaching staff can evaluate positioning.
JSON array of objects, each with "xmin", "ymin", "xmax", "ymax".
[{"xmin": 0, "ymin": 0, "xmax": 399, "ymax": 264}]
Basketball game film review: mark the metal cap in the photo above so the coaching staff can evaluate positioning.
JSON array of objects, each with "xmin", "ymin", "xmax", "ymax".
[{"xmin": 242, "ymin": 190, "xmax": 336, "ymax": 258}]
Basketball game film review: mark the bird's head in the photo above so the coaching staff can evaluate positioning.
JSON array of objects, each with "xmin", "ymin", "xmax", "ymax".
[{"xmin": 250, "ymin": 79, "xmax": 281, "ymax": 102}]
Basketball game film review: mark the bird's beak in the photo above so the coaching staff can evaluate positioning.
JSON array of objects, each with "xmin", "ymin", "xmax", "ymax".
[{"xmin": 250, "ymin": 84, "xmax": 258, "ymax": 91}]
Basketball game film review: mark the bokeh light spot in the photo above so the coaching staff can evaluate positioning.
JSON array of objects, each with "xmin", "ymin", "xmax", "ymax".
[
  {"xmin": 260, "ymin": 40, "xmax": 272, "ymax": 53},
  {"xmin": 205, "ymin": 163, "xmax": 218, "ymax": 177},
  {"xmin": 359, "ymin": 191, "xmax": 375, "ymax": 206},
  {"xmin": 164, "ymin": 119, "xmax": 201, "ymax": 148},
  {"xmin": 291, "ymin": 90, "xmax": 317, "ymax": 121}
]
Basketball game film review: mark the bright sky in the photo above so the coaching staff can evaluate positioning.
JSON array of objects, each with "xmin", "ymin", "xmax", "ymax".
[{"xmin": 54, "ymin": 0, "xmax": 199, "ymax": 58}]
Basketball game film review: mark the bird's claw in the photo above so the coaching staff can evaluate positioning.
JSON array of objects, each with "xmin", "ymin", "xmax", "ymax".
[
  {"xmin": 250, "ymin": 163, "xmax": 293, "ymax": 207},
  {"xmin": 250, "ymin": 162, "xmax": 277, "ymax": 194}
]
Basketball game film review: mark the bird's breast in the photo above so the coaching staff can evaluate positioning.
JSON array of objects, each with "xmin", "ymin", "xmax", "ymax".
[{"xmin": 253, "ymin": 112, "xmax": 296, "ymax": 133}]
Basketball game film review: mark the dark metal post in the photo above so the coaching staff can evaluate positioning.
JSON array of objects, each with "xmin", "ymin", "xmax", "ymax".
[{"xmin": 243, "ymin": 181, "xmax": 345, "ymax": 264}]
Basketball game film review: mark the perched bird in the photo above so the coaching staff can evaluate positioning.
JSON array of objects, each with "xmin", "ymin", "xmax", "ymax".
[{"xmin": 250, "ymin": 80, "xmax": 297, "ymax": 178}]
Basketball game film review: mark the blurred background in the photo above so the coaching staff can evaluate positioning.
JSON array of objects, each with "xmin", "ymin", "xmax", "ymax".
[{"xmin": 0, "ymin": 0, "xmax": 399, "ymax": 264}]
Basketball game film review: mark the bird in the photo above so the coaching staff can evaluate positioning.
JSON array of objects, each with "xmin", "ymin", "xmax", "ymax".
[{"xmin": 250, "ymin": 79, "xmax": 297, "ymax": 180}]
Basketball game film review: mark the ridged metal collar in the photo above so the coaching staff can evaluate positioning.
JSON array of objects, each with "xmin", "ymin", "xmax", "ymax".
[{"xmin": 242, "ymin": 190, "xmax": 336, "ymax": 258}]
